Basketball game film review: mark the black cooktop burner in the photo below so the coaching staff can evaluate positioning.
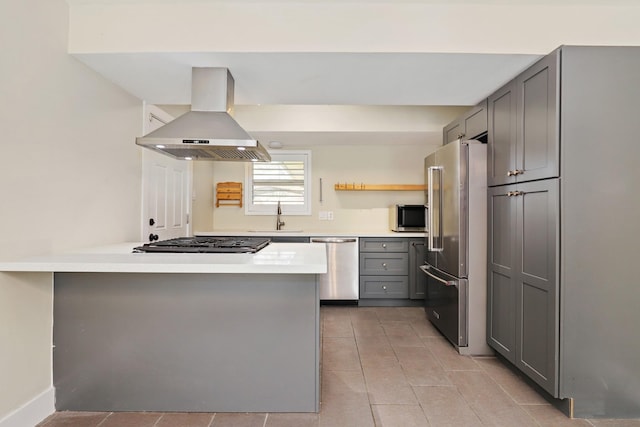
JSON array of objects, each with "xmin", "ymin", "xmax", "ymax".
[{"xmin": 133, "ymin": 236, "xmax": 271, "ymax": 254}]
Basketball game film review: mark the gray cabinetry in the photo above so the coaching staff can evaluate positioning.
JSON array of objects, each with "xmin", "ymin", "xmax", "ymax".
[
  {"xmin": 444, "ymin": 99, "xmax": 488, "ymax": 144},
  {"xmin": 488, "ymin": 180, "xmax": 559, "ymax": 395},
  {"xmin": 360, "ymin": 237, "xmax": 421, "ymax": 300},
  {"xmin": 486, "ymin": 47, "xmax": 640, "ymax": 418},
  {"xmin": 488, "ymin": 51, "xmax": 559, "ymax": 186},
  {"xmin": 359, "ymin": 238, "xmax": 409, "ymax": 299}
]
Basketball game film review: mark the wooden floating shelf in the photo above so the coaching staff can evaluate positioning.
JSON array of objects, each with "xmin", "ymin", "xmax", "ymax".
[
  {"xmin": 216, "ymin": 182, "xmax": 243, "ymax": 207},
  {"xmin": 334, "ymin": 183, "xmax": 426, "ymax": 191}
]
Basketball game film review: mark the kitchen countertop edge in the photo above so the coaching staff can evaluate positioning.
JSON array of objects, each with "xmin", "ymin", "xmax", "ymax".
[{"xmin": 0, "ymin": 242, "xmax": 327, "ymax": 274}]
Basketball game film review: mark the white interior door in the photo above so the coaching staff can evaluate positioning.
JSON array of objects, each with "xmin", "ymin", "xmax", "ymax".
[{"xmin": 141, "ymin": 104, "xmax": 192, "ymax": 242}]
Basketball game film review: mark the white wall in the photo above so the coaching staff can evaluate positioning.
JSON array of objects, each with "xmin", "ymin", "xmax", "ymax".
[
  {"xmin": 193, "ymin": 137, "xmax": 442, "ymax": 233},
  {"xmin": 0, "ymin": 0, "xmax": 143, "ymax": 423}
]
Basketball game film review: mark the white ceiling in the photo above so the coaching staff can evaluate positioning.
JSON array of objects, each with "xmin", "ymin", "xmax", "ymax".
[
  {"xmin": 76, "ymin": 52, "xmax": 541, "ymax": 107},
  {"xmin": 69, "ymin": 0, "xmax": 640, "ymax": 144}
]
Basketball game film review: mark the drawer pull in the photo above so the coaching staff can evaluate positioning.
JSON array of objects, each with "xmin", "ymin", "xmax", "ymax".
[
  {"xmin": 382, "ymin": 285, "xmax": 387, "ymax": 291},
  {"xmin": 382, "ymin": 263, "xmax": 387, "ymax": 269},
  {"xmin": 382, "ymin": 243, "xmax": 387, "ymax": 249}
]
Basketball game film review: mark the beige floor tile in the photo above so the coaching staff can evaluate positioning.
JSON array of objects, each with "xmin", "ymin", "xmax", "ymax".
[
  {"xmin": 355, "ymin": 335, "xmax": 396, "ymax": 359},
  {"xmin": 99, "ymin": 412, "xmax": 163, "ymax": 427},
  {"xmin": 394, "ymin": 346, "xmax": 452, "ymax": 386},
  {"xmin": 323, "ymin": 317, "xmax": 354, "ymax": 338},
  {"xmin": 414, "ymin": 386, "xmax": 483, "ymax": 427},
  {"xmin": 397, "ymin": 306, "xmax": 428, "ymax": 321},
  {"xmin": 410, "ymin": 319, "xmax": 441, "ymax": 338},
  {"xmin": 589, "ymin": 421, "xmax": 640, "ymax": 427},
  {"xmin": 155, "ymin": 413, "xmax": 215, "ymax": 427},
  {"xmin": 382, "ymin": 320, "xmax": 423, "ymax": 338},
  {"xmin": 322, "ymin": 336, "xmax": 361, "ymax": 371},
  {"xmin": 351, "ymin": 318, "xmax": 385, "ymax": 337},
  {"xmin": 320, "ymin": 366, "xmax": 372, "ymax": 426},
  {"xmin": 374, "ymin": 307, "xmax": 409, "ymax": 321},
  {"xmin": 362, "ymin": 364, "xmax": 418, "ymax": 405},
  {"xmin": 475, "ymin": 356, "xmax": 549, "ymax": 405},
  {"xmin": 349, "ymin": 307, "xmax": 379, "ymax": 321},
  {"xmin": 210, "ymin": 413, "xmax": 266, "ymax": 427},
  {"xmin": 319, "ymin": 396, "xmax": 374, "ymax": 427},
  {"xmin": 382, "ymin": 321, "xmax": 424, "ymax": 347},
  {"xmin": 423, "ymin": 336, "xmax": 481, "ymax": 371},
  {"xmin": 321, "ymin": 369, "xmax": 368, "ymax": 401},
  {"xmin": 522, "ymin": 404, "xmax": 593, "ymax": 427},
  {"xmin": 360, "ymin": 354, "xmax": 399, "ymax": 370},
  {"xmin": 265, "ymin": 412, "xmax": 319, "ymax": 427},
  {"xmin": 448, "ymin": 370, "xmax": 538, "ymax": 426},
  {"xmin": 37, "ymin": 411, "xmax": 109, "ymax": 427},
  {"xmin": 371, "ymin": 404, "xmax": 430, "ymax": 427}
]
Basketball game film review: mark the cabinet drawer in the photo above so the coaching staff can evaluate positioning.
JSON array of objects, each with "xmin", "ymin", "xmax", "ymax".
[
  {"xmin": 360, "ymin": 276, "xmax": 409, "ymax": 299},
  {"xmin": 359, "ymin": 238, "xmax": 408, "ymax": 252},
  {"xmin": 359, "ymin": 253, "xmax": 408, "ymax": 275}
]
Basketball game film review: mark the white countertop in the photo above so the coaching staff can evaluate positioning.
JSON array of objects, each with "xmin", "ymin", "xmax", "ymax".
[
  {"xmin": 195, "ymin": 230, "xmax": 427, "ymax": 238},
  {"xmin": 0, "ymin": 242, "xmax": 327, "ymax": 274}
]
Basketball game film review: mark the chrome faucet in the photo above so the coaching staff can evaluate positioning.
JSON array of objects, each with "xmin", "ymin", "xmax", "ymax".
[{"xmin": 276, "ymin": 201, "xmax": 285, "ymax": 230}]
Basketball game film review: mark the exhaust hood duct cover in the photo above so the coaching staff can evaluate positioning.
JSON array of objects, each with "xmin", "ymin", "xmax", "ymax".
[{"xmin": 135, "ymin": 68, "xmax": 271, "ymax": 162}]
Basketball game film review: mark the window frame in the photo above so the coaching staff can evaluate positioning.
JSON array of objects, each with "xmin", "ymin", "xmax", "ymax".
[{"xmin": 244, "ymin": 150, "xmax": 312, "ymax": 216}]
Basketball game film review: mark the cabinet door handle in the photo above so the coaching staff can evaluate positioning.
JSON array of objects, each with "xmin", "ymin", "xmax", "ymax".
[{"xmin": 506, "ymin": 191, "xmax": 524, "ymax": 197}]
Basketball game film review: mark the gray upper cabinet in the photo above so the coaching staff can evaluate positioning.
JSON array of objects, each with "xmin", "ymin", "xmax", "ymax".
[
  {"xmin": 487, "ymin": 81, "xmax": 517, "ymax": 186},
  {"xmin": 443, "ymin": 99, "xmax": 488, "ymax": 144},
  {"xmin": 488, "ymin": 51, "xmax": 559, "ymax": 186}
]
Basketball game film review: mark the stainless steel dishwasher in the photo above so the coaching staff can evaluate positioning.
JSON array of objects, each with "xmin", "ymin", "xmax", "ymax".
[{"xmin": 311, "ymin": 237, "xmax": 359, "ymax": 302}]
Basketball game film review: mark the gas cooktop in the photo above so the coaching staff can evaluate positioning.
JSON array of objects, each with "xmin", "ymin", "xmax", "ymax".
[{"xmin": 133, "ymin": 236, "xmax": 271, "ymax": 254}]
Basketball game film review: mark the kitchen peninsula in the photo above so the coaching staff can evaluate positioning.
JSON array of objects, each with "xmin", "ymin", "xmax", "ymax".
[{"xmin": 0, "ymin": 242, "xmax": 326, "ymax": 413}]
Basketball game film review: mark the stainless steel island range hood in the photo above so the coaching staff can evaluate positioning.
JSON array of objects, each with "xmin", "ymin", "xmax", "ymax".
[{"xmin": 136, "ymin": 68, "xmax": 271, "ymax": 162}]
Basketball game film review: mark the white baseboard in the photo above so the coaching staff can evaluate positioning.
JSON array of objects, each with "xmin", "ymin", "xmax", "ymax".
[{"xmin": 0, "ymin": 388, "xmax": 55, "ymax": 427}]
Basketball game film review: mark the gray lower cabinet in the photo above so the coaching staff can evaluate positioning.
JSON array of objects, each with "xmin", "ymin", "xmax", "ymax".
[
  {"xmin": 359, "ymin": 237, "xmax": 425, "ymax": 301},
  {"xmin": 360, "ymin": 276, "xmax": 408, "ymax": 299},
  {"xmin": 488, "ymin": 180, "xmax": 559, "ymax": 396},
  {"xmin": 359, "ymin": 239, "xmax": 409, "ymax": 298}
]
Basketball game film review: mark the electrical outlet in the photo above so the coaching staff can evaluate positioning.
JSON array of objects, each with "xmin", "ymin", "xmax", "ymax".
[
  {"xmin": 319, "ymin": 211, "xmax": 328, "ymax": 220},
  {"xmin": 327, "ymin": 211, "xmax": 334, "ymax": 220}
]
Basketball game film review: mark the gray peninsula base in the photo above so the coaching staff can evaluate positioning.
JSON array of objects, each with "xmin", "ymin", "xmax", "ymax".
[{"xmin": 53, "ymin": 272, "xmax": 319, "ymax": 412}]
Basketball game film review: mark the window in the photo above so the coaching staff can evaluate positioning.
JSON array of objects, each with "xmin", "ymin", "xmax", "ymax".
[{"xmin": 245, "ymin": 150, "xmax": 312, "ymax": 215}]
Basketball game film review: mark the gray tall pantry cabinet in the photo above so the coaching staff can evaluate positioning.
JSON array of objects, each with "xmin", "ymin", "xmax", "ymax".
[{"xmin": 486, "ymin": 46, "xmax": 640, "ymax": 418}]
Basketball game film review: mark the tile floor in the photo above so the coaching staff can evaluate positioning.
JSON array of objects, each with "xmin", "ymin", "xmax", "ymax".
[{"xmin": 38, "ymin": 306, "xmax": 640, "ymax": 427}]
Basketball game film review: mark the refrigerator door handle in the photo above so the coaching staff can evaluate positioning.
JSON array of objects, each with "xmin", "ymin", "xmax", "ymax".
[
  {"xmin": 427, "ymin": 166, "xmax": 443, "ymax": 252},
  {"xmin": 419, "ymin": 264, "xmax": 456, "ymax": 286}
]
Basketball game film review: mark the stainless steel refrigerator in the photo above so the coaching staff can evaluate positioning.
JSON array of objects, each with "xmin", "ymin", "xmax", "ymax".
[{"xmin": 421, "ymin": 139, "xmax": 491, "ymax": 355}]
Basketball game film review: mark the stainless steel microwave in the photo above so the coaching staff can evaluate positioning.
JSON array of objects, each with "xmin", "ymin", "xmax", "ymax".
[{"xmin": 389, "ymin": 204, "xmax": 427, "ymax": 232}]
